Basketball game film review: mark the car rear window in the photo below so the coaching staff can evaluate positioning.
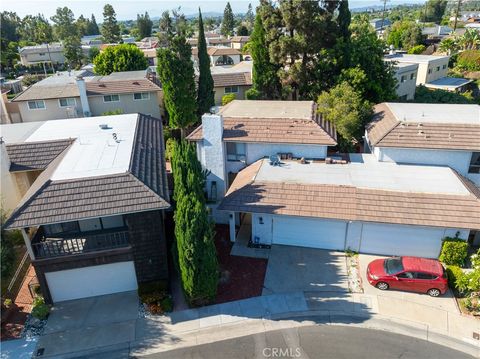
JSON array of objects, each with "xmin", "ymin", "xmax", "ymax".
[
  {"xmin": 384, "ymin": 258, "xmax": 404, "ymax": 275},
  {"xmin": 415, "ymin": 272, "xmax": 436, "ymax": 280}
]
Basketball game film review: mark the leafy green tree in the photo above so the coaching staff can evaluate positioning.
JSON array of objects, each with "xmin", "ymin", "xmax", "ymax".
[
  {"xmin": 407, "ymin": 44, "xmax": 426, "ymax": 54},
  {"xmin": 1, "ymin": 39, "xmax": 19, "ymax": 68},
  {"xmin": 171, "ymin": 140, "xmax": 218, "ymax": 306},
  {"xmin": 63, "ymin": 35, "xmax": 84, "ymax": 68},
  {"xmin": 221, "ymin": 2, "xmax": 235, "ymax": 36},
  {"xmin": 76, "ymin": 15, "xmax": 89, "ymax": 36},
  {"xmin": 50, "ymin": 7, "xmax": 77, "ymax": 41},
  {"xmin": 88, "ymin": 46, "xmax": 100, "ymax": 62},
  {"xmin": 87, "ymin": 14, "xmax": 100, "ymax": 35},
  {"xmin": 317, "ymin": 81, "xmax": 373, "ymax": 152},
  {"xmin": 158, "ymin": 10, "xmax": 174, "ymax": 46},
  {"xmin": 458, "ymin": 29, "xmax": 480, "ymax": 51},
  {"xmin": 438, "ymin": 37, "xmax": 458, "ymax": 55},
  {"xmin": 412, "ymin": 85, "xmax": 475, "ymax": 104},
  {"xmin": 245, "ymin": 3, "xmax": 255, "ymax": 30},
  {"xmin": 20, "ymin": 15, "xmax": 53, "ymax": 44},
  {"xmin": 386, "ymin": 21, "xmax": 424, "ymax": 51},
  {"xmin": 93, "ymin": 43, "xmax": 148, "ymax": 74},
  {"xmin": 222, "ymin": 93, "xmax": 236, "ymax": 105},
  {"xmin": 157, "ymin": 36, "xmax": 197, "ymax": 137},
  {"xmin": 1, "ymin": 12, "xmax": 21, "ymax": 43},
  {"xmin": 197, "ymin": 9, "xmax": 215, "ymax": 117},
  {"xmin": 237, "ymin": 25, "xmax": 249, "ymax": 36},
  {"xmin": 421, "ymin": 0, "xmax": 447, "ymax": 23},
  {"xmin": 137, "ymin": 12, "xmax": 153, "ymax": 39},
  {"xmin": 101, "ymin": 4, "xmax": 121, "ymax": 43},
  {"xmin": 246, "ymin": 11, "xmax": 282, "ymax": 100},
  {"xmin": 349, "ymin": 15, "xmax": 397, "ymax": 103}
]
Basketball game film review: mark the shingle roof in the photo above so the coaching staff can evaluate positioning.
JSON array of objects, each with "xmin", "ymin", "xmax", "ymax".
[
  {"xmin": 212, "ymin": 72, "xmax": 252, "ymax": 88},
  {"xmin": 187, "ymin": 101, "xmax": 337, "ymax": 145},
  {"xmin": 6, "ymin": 139, "xmax": 74, "ymax": 172},
  {"xmin": 4, "ymin": 114, "xmax": 170, "ymax": 229},
  {"xmin": 208, "ymin": 38, "xmax": 231, "ymax": 45},
  {"xmin": 367, "ymin": 103, "xmax": 480, "ymax": 151},
  {"xmin": 207, "ymin": 47, "xmax": 241, "ymax": 56},
  {"xmin": 219, "ymin": 161, "xmax": 480, "ymax": 230},
  {"xmin": 12, "ymin": 84, "xmax": 79, "ymax": 101},
  {"xmin": 231, "ymin": 36, "xmax": 250, "ymax": 42},
  {"xmin": 86, "ymin": 79, "xmax": 161, "ymax": 95}
]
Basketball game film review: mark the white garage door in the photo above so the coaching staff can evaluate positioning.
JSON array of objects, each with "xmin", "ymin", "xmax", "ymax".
[
  {"xmin": 360, "ymin": 223, "xmax": 444, "ymax": 258},
  {"xmin": 272, "ymin": 216, "xmax": 346, "ymax": 250},
  {"xmin": 46, "ymin": 261, "xmax": 138, "ymax": 302}
]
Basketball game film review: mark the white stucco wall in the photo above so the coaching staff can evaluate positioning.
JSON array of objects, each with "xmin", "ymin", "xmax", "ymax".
[
  {"xmin": 0, "ymin": 143, "xmax": 23, "ymax": 213},
  {"xmin": 252, "ymin": 213, "xmax": 273, "ymax": 245}
]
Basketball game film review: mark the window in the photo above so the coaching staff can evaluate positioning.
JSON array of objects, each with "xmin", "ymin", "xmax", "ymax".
[
  {"xmin": 101, "ymin": 215, "xmax": 125, "ymax": 229},
  {"xmin": 442, "ymin": 64, "xmax": 447, "ymax": 70},
  {"xmin": 103, "ymin": 94, "xmax": 120, "ymax": 102},
  {"xmin": 27, "ymin": 100, "xmax": 46, "ymax": 110},
  {"xmin": 468, "ymin": 152, "xmax": 480, "ymax": 174},
  {"xmin": 397, "ymin": 272, "xmax": 414, "ymax": 279},
  {"xmin": 59, "ymin": 98, "xmax": 76, "ymax": 107},
  {"xmin": 43, "ymin": 221, "xmax": 80, "ymax": 235},
  {"xmin": 226, "ymin": 142, "xmax": 246, "ymax": 161},
  {"xmin": 39, "ymin": 52, "xmax": 45, "ymax": 56},
  {"xmin": 215, "ymin": 55, "xmax": 234, "ymax": 66},
  {"xmin": 428, "ymin": 68, "xmax": 432, "ymax": 74},
  {"xmin": 133, "ymin": 92, "xmax": 150, "ymax": 100},
  {"xmin": 410, "ymin": 73, "xmax": 416, "ymax": 80},
  {"xmin": 78, "ymin": 218, "xmax": 102, "ymax": 232},
  {"xmin": 415, "ymin": 272, "xmax": 436, "ymax": 280},
  {"xmin": 400, "ymin": 75, "xmax": 406, "ymax": 83},
  {"xmin": 384, "ymin": 258, "xmax": 404, "ymax": 274},
  {"xmin": 436, "ymin": 66, "xmax": 440, "ymax": 72},
  {"xmin": 224, "ymin": 86, "xmax": 239, "ymax": 94}
]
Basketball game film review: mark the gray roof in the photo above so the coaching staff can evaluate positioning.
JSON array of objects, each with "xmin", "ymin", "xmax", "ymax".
[
  {"xmin": 6, "ymin": 139, "xmax": 74, "ymax": 172},
  {"xmin": 4, "ymin": 114, "xmax": 170, "ymax": 229}
]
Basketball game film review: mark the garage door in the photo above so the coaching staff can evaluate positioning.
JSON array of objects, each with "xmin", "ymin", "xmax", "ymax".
[
  {"xmin": 45, "ymin": 261, "xmax": 138, "ymax": 302},
  {"xmin": 360, "ymin": 223, "xmax": 444, "ymax": 258},
  {"xmin": 272, "ymin": 216, "xmax": 346, "ymax": 250}
]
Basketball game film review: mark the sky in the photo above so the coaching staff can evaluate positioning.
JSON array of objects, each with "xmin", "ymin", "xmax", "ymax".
[{"xmin": 3, "ymin": 0, "xmax": 428, "ymax": 21}]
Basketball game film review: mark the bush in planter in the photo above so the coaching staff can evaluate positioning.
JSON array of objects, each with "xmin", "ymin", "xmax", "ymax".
[
  {"xmin": 31, "ymin": 296, "xmax": 49, "ymax": 320},
  {"xmin": 446, "ymin": 265, "xmax": 464, "ymax": 291},
  {"xmin": 439, "ymin": 237, "xmax": 468, "ymax": 266}
]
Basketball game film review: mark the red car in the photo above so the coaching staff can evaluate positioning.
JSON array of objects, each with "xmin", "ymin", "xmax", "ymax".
[{"xmin": 367, "ymin": 256, "xmax": 448, "ymax": 297}]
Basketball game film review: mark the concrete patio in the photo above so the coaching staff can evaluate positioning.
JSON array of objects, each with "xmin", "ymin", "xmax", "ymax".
[{"xmin": 262, "ymin": 246, "xmax": 349, "ymax": 295}]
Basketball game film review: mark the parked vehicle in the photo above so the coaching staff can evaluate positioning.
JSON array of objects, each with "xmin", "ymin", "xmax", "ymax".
[{"xmin": 367, "ymin": 256, "xmax": 448, "ymax": 297}]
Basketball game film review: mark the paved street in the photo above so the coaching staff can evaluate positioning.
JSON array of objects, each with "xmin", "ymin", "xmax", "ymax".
[{"xmin": 141, "ymin": 325, "xmax": 474, "ymax": 359}]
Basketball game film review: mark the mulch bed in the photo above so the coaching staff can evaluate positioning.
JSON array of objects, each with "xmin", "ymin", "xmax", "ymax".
[{"xmin": 214, "ymin": 225, "xmax": 268, "ymax": 304}]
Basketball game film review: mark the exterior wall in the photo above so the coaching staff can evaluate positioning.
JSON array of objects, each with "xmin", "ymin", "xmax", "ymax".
[
  {"xmin": 394, "ymin": 68, "xmax": 417, "ymax": 100},
  {"xmin": 213, "ymin": 85, "xmax": 251, "ymax": 105},
  {"xmin": 211, "ymin": 54, "xmax": 241, "ymax": 66},
  {"xmin": 88, "ymin": 92, "xmax": 161, "ymax": 118},
  {"xmin": 416, "ymin": 58, "xmax": 449, "ymax": 85},
  {"xmin": 20, "ymin": 51, "xmax": 65, "ymax": 66},
  {"xmin": 17, "ymin": 97, "xmax": 82, "ymax": 122},
  {"xmin": 12, "ymin": 171, "xmax": 41, "ymax": 198},
  {"xmin": 124, "ymin": 210, "xmax": 169, "ymax": 283},
  {"xmin": 252, "ymin": 213, "xmax": 273, "ymax": 245},
  {"xmin": 0, "ymin": 143, "xmax": 23, "ymax": 213}
]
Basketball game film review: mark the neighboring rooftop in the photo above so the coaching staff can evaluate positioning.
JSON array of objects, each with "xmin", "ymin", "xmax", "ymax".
[
  {"xmin": 230, "ymin": 36, "xmax": 250, "ymax": 42},
  {"xmin": 367, "ymin": 102, "xmax": 480, "ymax": 151},
  {"xmin": 385, "ymin": 53, "xmax": 449, "ymax": 63},
  {"xmin": 187, "ymin": 100, "xmax": 337, "ymax": 145},
  {"xmin": 424, "ymin": 77, "xmax": 473, "ymax": 91},
  {"xmin": 207, "ymin": 47, "xmax": 242, "ymax": 56},
  {"xmin": 19, "ymin": 44, "xmax": 64, "ymax": 54},
  {"xmin": 219, "ymin": 157, "xmax": 480, "ymax": 230}
]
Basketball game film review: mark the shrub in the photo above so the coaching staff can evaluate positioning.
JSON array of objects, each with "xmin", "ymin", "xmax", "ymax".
[
  {"xmin": 31, "ymin": 296, "xmax": 49, "ymax": 320},
  {"xmin": 165, "ymin": 138, "xmax": 175, "ymax": 162},
  {"xmin": 101, "ymin": 109, "xmax": 123, "ymax": 116},
  {"xmin": 446, "ymin": 265, "xmax": 464, "ymax": 291},
  {"xmin": 3, "ymin": 298, "xmax": 12, "ymax": 308},
  {"xmin": 407, "ymin": 44, "xmax": 426, "ymax": 54},
  {"xmin": 457, "ymin": 50, "xmax": 480, "ymax": 72},
  {"xmin": 21, "ymin": 74, "xmax": 40, "ymax": 87},
  {"xmin": 222, "ymin": 93, "xmax": 236, "ymax": 105},
  {"xmin": 160, "ymin": 296, "xmax": 173, "ymax": 312},
  {"xmin": 439, "ymin": 237, "xmax": 468, "ymax": 266}
]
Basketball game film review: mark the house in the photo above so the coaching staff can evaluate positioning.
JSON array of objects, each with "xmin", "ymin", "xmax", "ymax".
[
  {"xmin": 2, "ymin": 113, "xmax": 170, "ymax": 303},
  {"xmin": 186, "ymin": 100, "xmax": 337, "ymax": 222},
  {"xmin": 365, "ymin": 103, "xmax": 480, "ymax": 187},
  {"xmin": 218, "ymin": 154, "xmax": 480, "ymax": 259},
  {"xmin": 369, "ymin": 18, "xmax": 391, "ymax": 36},
  {"xmin": 192, "ymin": 47, "xmax": 242, "ymax": 67},
  {"xmin": 10, "ymin": 69, "xmax": 163, "ymax": 122},
  {"xmin": 390, "ymin": 62, "xmax": 418, "ymax": 100},
  {"xmin": 230, "ymin": 36, "xmax": 250, "ymax": 50},
  {"xmin": 207, "ymin": 38, "xmax": 232, "ymax": 47},
  {"xmin": 19, "ymin": 44, "xmax": 65, "ymax": 66},
  {"xmin": 210, "ymin": 61, "xmax": 253, "ymax": 104}
]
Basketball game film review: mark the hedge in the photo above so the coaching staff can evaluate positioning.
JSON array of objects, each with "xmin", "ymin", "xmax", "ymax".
[
  {"xmin": 457, "ymin": 50, "xmax": 480, "ymax": 72},
  {"xmin": 439, "ymin": 237, "xmax": 468, "ymax": 267},
  {"xmin": 445, "ymin": 265, "xmax": 464, "ymax": 291}
]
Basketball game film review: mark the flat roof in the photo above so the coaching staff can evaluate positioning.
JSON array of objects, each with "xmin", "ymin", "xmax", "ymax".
[
  {"xmin": 386, "ymin": 102, "xmax": 479, "ymax": 124},
  {"xmin": 254, "ymin": 154, "xmax": 469, "ymax": 196},
  {"xmin": 219, "ymin": 100, "xmax": 313, "ymax": 119},
  {"xmin": 1, "ymin": 122, "xmax": 46, "ymax": 143},
  {"xmin": 424, "ymin": 77, "xmax": 473, "ymax": 90},
  {"xmin": 23, "ymin": 114, "xmax": 138, "ymax": 181},
  {"xmin": 385, "ymin": 54, "xmax": 449, "ymax": 64}
]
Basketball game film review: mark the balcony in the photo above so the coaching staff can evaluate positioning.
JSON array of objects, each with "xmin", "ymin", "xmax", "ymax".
[{"xmin": 32, "ymin": 229, "xmax": 130, "ymax": 259}]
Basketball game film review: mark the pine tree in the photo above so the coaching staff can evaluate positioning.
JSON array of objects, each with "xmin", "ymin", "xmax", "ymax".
[
  {"xmin": 245, "ymin": 3, "xmax": 255, "ymax": 30},
  {"xmin": 246, "ymin": 12, "xmax": 281, "ymax": 100},
  {"xmin": 137, "ymin": 11, "xmax": 153, "ymax": 39},
  {"xmin": 88, "ymin": 14, "xmax": 100, "ymax": 35},
  {"xmin": 337, "ymin": 0, "xmax": 351, "ymax": 68},
  {"xmin": 157, "ymin": 36, "xmax": 197, "ymax": 138},
  {"xmin": 196, "ymin": 8, "xmax": 215, "ymax": 117},
  {"xmin": 101, "ymin": 4, "xmax": 121, "ymax": 43},
  {"xmin": 171, "ymin": 140, "xmax": 218, "ymax": 306},
  {"xmin": 221, "ymin": 2, "xmax": 234, "ymax": 37},
  {"xmin": 63, "ymin": 35, "xmax": 84, "ymax": 68},
  {"xmin": 50, "ymin": 7, "xmax": 77, "ymax": 41}
]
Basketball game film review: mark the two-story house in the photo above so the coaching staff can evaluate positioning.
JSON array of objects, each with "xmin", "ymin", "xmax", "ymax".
[
  {"xmin": 365, "ymin": 103, "xmax": 480, "ymax": 187},
  {"xmin": 209, "ymin": 61, "xmax": 253, "ymax": 105},
  {"xmin": 192, "ymin": 47, "xmax": 242, "ymax": 67},
  {"xmin": 10, "ymin": 69, "xmax": 163, "ymax": 122},
  {"xmin": 2, "ymin": 113, "xmax": 170, "ymax": 303},
  {"xmin": 186, "ymin": 100, "xmax": 337, "ymax": 222},
  {"xmin": 390, "ymin": 62, "xmax": 418, "ymax": 100},
  {"xmin": 19, "ymin": 44, "xmax": 66, "ymax": 66}
]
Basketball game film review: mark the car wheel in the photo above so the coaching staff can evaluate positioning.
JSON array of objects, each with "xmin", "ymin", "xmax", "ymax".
[
  {"xmin": 427, "ymin": 288, "xmax": 441, "ymax": 297},
  {"xmin": 376, "ymin": 282, "xmax": 389, "ymax": 290}
]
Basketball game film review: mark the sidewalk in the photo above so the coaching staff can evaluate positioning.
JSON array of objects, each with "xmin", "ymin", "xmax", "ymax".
[{"xmin": 32, "ymin": 290, "xmax": 480, "ymax": 359}]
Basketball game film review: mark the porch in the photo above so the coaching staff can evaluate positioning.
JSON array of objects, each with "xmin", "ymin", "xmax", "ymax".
[{"xmin": 230, "ymin": 213, "xmax": 270, "ymax": 259}]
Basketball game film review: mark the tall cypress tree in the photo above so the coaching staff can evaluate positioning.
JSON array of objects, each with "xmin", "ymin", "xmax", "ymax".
[
  {"xmin": 172, "ymin": 140, "xmax": 218, "ymax": 306},
  {"xmin": 221, "ymin": 2, "xmax": 234, "ymax": 36},
  {"xmin": 197, "ymin": 8, "xmax": 215, "ymax": 117},
  {"xmin": 246, "ymin": 12, "xmax": 281, "ymax": 100},
  {"xmin": 101, "ymin": 4, "xmax": 121, "ymax": 43},
  {"xmin": 337, "ymin": 0, "xmax": 351, "ymax": 68}
]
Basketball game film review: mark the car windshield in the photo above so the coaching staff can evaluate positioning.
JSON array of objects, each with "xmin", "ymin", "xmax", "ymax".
[{"xmin": 384, "ymin": 258, "xmax": 404, "ymax": 275}]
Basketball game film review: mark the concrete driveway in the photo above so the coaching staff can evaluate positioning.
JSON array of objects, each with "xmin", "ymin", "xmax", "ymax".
[
  {"xmin": 262, "ymin": 245, "xmax": 349, "ymax": 295},
  {"xmin": 34, "ymin": 291, "xmax": 138, "ymax": 358},
  {"xmin": 358, "ymin": 254, "xmax": 458, "ymax": 313}
]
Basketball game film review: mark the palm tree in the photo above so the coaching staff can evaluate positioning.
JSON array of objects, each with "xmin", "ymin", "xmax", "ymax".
[
  {"xmin": 438, "ymin": 37, "xmax": 458, "ymax": 55},
  {"xmin": 458, "ymin": 29, "xmax": 480, "ymax": 51}
]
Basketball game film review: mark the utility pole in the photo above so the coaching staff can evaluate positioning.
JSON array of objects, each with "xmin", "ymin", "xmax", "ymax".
[
  {"xmin": 453, "ymin": 0, "xmax": 462, "ymax": 32},
  {"xmin": 380, "ymin": 0, "xmax": 390, "ymax": 31}
]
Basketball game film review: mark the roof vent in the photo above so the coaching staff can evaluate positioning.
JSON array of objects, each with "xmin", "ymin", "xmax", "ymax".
[
  {"xmin": 99, "ymin": 83, "xmax": 106, "ymax": 87},
  {"xmin": 417, "ymin": 123, "xmax": 423, "ymax": 127},
  {"xmin": 99, "ymin": 124, "xmax": 111, "ymax": 130},
  {"xmin": 418, "ymin": 130, "xmax": 424, "ymax": 135},
  {"xmin": 112, "ymin": 133, "xmax": 120, "ymax": 143}
]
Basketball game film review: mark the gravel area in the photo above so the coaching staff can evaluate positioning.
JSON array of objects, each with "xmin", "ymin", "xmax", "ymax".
[
  {"xmin": 20, "ymin": 315, "xmax": 47, "ymax": 339},
  {"xmin": 346, "ymin": 255, "xmax": 363, "ymax": 293}
]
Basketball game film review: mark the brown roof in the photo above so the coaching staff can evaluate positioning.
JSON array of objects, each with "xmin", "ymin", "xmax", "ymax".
[
  {"xmin": 367, "ymin": 103, "xmax": 480, "ymax": 151},
  {"xmin": 86, "ymin": 79, "xmax": 161, "ymax": 95},
  {"xmin": 208, "ymin": 38, "xmax": 231, "ymax": 45},
  {"xmin": 5, "ymin": 114, "xmax": 170, "ymax": 229},
  {"xmin": 231, "ymin": 36, "xmax": 250, "ymax": 43},
  {"xmin": 12, "ymin": 84, "xmax": 79, "ymax": 102},
  {"xmin": 212, "ymin": 72, "xmax": 252, "ymax": 88},
  {"xmin": 187, "ymin": 101, "xmax": 337, "ymax": 145},
  {"xmin": 219, "ymin": 161, "xmax": 480, "ymax": 230},
  {"xmin": 207, "ymin": 47, "xmax": 241, "ymax": 56},
  {"xmin": 6, "ymin": 139, "xmax": 74, "ymax": 172}
]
